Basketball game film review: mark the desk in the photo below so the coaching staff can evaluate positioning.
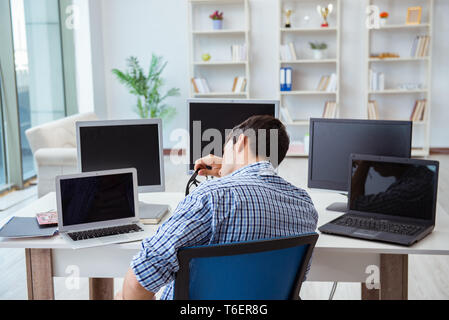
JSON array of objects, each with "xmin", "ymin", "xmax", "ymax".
[{"xmin": 1, "ymin": 191, "xmax": 448, "ymax": 300}]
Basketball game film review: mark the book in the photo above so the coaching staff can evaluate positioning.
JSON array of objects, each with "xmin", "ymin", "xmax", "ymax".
[
  {"xmin": 36, "ymin": 211, "xmax": 58, "ymax": 227},
  {"xmin": 232, "ymin": 77, "xmax": 246, "ymax": 93},
  {"xmin": 317, "ymin": 75, "xmax": 330, "ymax": 91},
  {"xmin": 410, "ymin": 100, "xmax": 419, "ymax": 120},
  {"xmin": 323, "ymin": 101, "xmax": 337, "ymax": 118},
  {"xmin": 280, "ymin": 105, "xmax": 293, "ymax": 123},
  {"xmin": 288, "ymin": 42, "xmax": 297, "ymax": 61},
  {"xmin": 326, "ymin": 73, "xmax": 337, "ymax": 92},
  {"xmin": 139, "ymin": 205, "xmax": 169, "ymax": 225},
  {"xmin": 367, "ymin": 101, "xmax": 379, "ymax": 120},
  {"xmin": 191, "ymin": 78, "xmax": 199, "ymax": 93},
  {"xmin": 231, "ymin": 44, "xmax": 247, "ymax": 61}
]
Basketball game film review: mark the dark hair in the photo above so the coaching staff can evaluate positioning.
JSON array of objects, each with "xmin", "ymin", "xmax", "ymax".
[{"xmin": 226, "ymin": 115, "xmax": 290, "ymax": 166}]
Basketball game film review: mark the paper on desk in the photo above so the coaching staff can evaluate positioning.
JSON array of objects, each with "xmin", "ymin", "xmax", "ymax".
[{"xmin": 0, "ymin": 216, "xmax": 58, "ymax": 238}]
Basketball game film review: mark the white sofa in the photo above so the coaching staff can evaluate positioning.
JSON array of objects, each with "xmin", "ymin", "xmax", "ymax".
[{"xmin": 25, "ymin": 112, "xmax": 98, "ymax": 198}]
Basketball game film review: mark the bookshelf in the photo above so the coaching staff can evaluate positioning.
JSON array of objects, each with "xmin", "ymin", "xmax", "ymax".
[
  {"xmin": 365, "ymin": 0, "xmax": 434, "ymax": 157},
  {"xmin": 278, "ymin": 0, "xmax": 341, "ymax": 157},
  {"xmin": 188, "ymin": 0, "xmax": 251, "ymax": 98}
]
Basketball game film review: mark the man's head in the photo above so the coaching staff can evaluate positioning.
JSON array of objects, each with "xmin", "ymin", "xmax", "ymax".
[{"xmin": 220, "ymin": 115, "xmax": 290, "ymax": 176}]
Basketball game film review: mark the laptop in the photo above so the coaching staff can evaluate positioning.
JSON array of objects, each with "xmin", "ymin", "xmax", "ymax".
[
  {"xmin": 56, "ymin": 168, "xmax": 146, "ymax": 249},
  {"xmin": 319, "ymin": 154, "xmax": 439, "ymax": 246}
]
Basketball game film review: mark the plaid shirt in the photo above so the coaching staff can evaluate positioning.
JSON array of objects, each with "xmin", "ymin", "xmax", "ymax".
[{"xmin": 131, "ymin": 161, "xmax": 318, "ymax": 300}]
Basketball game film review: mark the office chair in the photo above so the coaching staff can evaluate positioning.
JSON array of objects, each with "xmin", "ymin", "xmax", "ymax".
[{"xmin": 174, "ymin": 233, "xmax": 318, "ymax": 300}]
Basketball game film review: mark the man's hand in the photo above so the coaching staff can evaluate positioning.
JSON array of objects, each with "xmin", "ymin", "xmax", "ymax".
[{"xmin": 194, "ymin": 154, "xmax": 222, "ymax": 177}]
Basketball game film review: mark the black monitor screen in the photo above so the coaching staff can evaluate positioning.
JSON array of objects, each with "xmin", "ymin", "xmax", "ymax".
[
  {"xmin": 60, "ymin": 173, "xmax": 135, "ymax": 226},
  {"xmin": 350, "ymin": 159, "xmax": 438, "ymax": 221},
  {"xmin": 189, "ymin": 102, "xmax": 276, "ymax": 170},
  {"xmin": 308, "ymin": 119, "xmax": 412, "ymax": 192},
  {"xmin": 79, "ymin": 124, "xmax": 161, "ymax": 187}
]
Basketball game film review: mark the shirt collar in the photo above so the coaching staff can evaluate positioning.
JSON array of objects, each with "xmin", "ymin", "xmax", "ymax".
[{"xmin": 229, "ymin": 161, "xmax": 276, "ymax": 178}]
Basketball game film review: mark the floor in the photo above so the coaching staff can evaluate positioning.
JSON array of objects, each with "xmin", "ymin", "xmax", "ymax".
[{"xmin": 0, "ymin": 155, "xmax": 448, "ymax": 300}]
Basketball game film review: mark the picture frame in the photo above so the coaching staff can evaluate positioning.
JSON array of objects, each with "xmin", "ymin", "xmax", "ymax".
[{"xmin": 406, "ymin": 6, "xmax": 422, "ymax": 25}]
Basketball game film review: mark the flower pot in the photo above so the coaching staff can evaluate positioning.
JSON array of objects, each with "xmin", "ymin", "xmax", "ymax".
[
  {"xmin": 212, "ymin": 19, "xmax": 223, "ymax": 30},
  {"xmin": 312, "ymin": 49, "xmax": 325, "ymax": 60},
  {"xmin": 380, "ymin": 18, "xmax": 387, "ymax": 26}
]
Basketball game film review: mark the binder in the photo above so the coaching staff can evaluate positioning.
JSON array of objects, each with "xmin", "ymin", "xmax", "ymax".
[
  {"xmin": 280, "ymin": 68, "xmax": 286, "ymax": 91},
  {"xmin": 285, "ymin": 67, "xmax": 292, "ymax": 91}
]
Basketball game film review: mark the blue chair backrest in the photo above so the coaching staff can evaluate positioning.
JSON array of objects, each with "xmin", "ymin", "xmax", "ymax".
[{"xmin": 174, "ymin": 233, "xmax": 318, "ymax": 300}]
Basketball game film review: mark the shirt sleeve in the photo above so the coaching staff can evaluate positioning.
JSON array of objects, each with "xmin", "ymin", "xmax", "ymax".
[{"xmin": 130, "ymin": 191, "xmax": 213, "ymax": 293}]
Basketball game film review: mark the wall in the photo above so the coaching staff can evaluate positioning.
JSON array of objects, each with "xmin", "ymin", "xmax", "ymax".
[{"xmin": 86, "ymin": 0, "xmax": 449, "ymax": 148}]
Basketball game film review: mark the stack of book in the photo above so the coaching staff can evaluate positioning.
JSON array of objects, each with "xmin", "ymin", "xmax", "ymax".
[
  {"xmin": 410, "ymin": 35, "xmax": 430, "ymax": 58},
  {"xmin": 317, "ymin": 74, "xmax": 337, "ymax": 92},
  {"xmin": 232, "ymin": 77, "xmax": 247, "ymax": 93},
  {"xmin": 322, "ymin": 101, "xmax": 337, "ymax": 118},
  {"xmin": 279, "ymin": 42, "xmax": 297, "ymax": 61},
  {"xmin": 410, "ymin": 99, "xmax": 427, "ymax": 122},
  {"xmin": 231, "ymin": 44, "xmax": 247, "ymax": 62},
  {"xmin": 191, "ymin": 78, "xmax": 211, "ymax": 94},
  {"xmin": 367, "ymin": 100, "xmax": 379, "ymax": 120},
  {"xmin": 369, "ymin": 69, "xmax": 385, "ymax": 91}
]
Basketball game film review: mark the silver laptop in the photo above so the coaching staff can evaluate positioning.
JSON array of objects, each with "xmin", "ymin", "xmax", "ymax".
[{"xmin": 56, "ymin": 168, "xmax": 146, "ymax": 249}]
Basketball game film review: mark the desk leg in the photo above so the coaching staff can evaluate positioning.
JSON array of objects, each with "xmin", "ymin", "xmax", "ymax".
[
  {"xmin": 89, "ymin": 278, "xmax": 114, "ymax": 300},
  {"xmin": 361, "ymin": 284, "xmax": 380, "ymax": 300},
  {"xmin": 380, "ymin": 254, "xmax": 408, "ymax": 300},
  {"xmin": 25, "ymin": 249, "xmax": 54, "ymax": 300}
]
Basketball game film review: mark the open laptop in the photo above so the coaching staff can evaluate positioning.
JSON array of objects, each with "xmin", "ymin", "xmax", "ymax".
[
  {"xmin": 56, "ymin": 168, "xmax": 146, "ymax": 249},
  {"xmin": 319, "ymin": 154, "xmax": 439, "ymax": 246}
]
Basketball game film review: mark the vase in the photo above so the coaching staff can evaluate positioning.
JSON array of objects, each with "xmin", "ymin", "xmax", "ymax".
[
  {"xmin": 313, "ymin": 49, "xmax": 325, "ymax": 60},
  {"xmin": 380, "ymin": 18, "xmax": 387, "ymax": 26},
  {"xmin": 212, "ymin": 19, "xmax": 223, "ymax": 30}
]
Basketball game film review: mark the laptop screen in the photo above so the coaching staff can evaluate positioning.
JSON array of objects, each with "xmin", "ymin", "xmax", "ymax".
[
  {"xmin": 349, "ymin": 159, "xmax": 438, "ymax": 221},
  {"xmin": 60, "ymin": 172, "xmax": 135, "ymax": 227}
]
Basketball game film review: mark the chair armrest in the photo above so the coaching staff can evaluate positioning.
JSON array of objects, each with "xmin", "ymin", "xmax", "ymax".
[{"xmin": 34, "ymin": 148, "xmax": 78, "ymax": 167}]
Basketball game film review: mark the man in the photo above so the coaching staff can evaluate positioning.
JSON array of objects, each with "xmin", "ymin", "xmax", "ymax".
[{"xmin": 116, "ymin": 115, "xmax": 318, "ymax": 300}]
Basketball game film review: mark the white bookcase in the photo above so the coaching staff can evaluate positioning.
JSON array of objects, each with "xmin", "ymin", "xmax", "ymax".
[
  {"xmin": 365, "ymin": 0, "xmax": 434, "ymax": 157},
  {"xmin": 278, "ymin": 0, "xmax": 341, "ymax": 157},
  {"xmin": 188, "ymin": 0, "xmax": 251, "ymax": 98}
]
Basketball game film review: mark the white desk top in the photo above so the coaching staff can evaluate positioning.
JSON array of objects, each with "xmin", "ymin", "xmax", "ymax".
[{"xmin": 1, "ymin": 191, "xmax": 448, "ymax": 255}]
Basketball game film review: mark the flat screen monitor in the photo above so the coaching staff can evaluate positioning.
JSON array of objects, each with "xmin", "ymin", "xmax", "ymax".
[
  {"xmin": 76, "ymin": 119, "xmax": 165, "ymax": 193},
  {"xmin": 308, "ymin": 118, "xmax": 412, "ymax": 193},
  {"xmin": 188, "ymin": 99, "xmax": 279, "ymax": 171}
]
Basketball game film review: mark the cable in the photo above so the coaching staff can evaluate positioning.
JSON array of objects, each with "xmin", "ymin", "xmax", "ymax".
[{"xmin": 329, "ymin": 281, "xmax": 338, "ymax": 300}]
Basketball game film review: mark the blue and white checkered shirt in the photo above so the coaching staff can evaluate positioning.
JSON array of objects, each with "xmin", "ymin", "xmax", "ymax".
[{"xmin": 131, "ymin": 161, "xmax": 318, "ymax": 300}]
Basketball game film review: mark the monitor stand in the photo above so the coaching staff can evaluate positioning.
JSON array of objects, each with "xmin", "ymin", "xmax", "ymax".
[
  {"xmin": 326, "ymin": 202, "xmax": 348, "ymax": 213},
  {"xmin": 138, "ymin": 202, "xmax": 170, "ymax": 219},
  {"xmin": 326, "ymin": 193, "xmax": 348, "ymax": 213}
]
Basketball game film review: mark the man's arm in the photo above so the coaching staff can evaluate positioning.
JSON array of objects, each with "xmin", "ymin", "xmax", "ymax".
[{"xmin": 116, "ymin": 268, "xmax": 155, "ymax": 300}]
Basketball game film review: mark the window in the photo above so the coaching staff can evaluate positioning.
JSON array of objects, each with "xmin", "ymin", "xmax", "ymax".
[
  {"xmin": 10, "ymin": 0, "xmax": 67, "ymax": 180},
  {"xmin": 0, "ymin": 81, "xmax": 6, "ymax": 188}
]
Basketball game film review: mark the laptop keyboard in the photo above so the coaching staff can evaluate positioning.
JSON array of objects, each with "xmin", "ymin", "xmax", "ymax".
[
  {"xmin": 68, "ymin": 224, "xmax": 143, "ymax": 242},
  {"xmin": 333, "ymin": 215, "xmax": 423, "ymax": 236}
]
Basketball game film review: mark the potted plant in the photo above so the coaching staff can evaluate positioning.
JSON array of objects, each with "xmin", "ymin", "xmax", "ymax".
[
  {"xmin": 210, "ymin": 10, "xmax": 224, "ymax": 30},
  {"xmin": 309, "ymin": 42, "xmax": 328, "ymax": 60},
  {"xmin": 112, "ymin": 54, "xmax": 180, "ymax": 120},
  {"xmin": 380, "ymin": 11, "xmax": 389, "ymax": 26}
]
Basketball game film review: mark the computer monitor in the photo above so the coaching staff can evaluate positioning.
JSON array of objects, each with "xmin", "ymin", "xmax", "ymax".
[
  {"xmin": 188, "ymin": 99, "xmax": 279, "ymax": 171},
  {"xmin": 76, "ymin": 119, "xmax": 167, "ymax": 217},
  {"xmin": 308, "ymin": 118, "xmax": 412, "ymax": 212}
]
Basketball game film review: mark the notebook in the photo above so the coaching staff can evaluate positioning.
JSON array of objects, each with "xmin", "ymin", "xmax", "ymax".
[
  {"xmin": 0, "ymin": 217, "xmax": 58, "ymax": 238},
  {"xmin": 139, "ymin": 204, "xmax": 169, "ymax": 225}
]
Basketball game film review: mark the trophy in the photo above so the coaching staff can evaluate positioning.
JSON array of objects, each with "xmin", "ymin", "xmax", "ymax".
[
  {"xmin": 284, "ymin": 9, "xmax": 293, "ymax": 28},
  {"xmin": 317, "ymin": 4, "xmax": 333, "ymax": 27}
]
